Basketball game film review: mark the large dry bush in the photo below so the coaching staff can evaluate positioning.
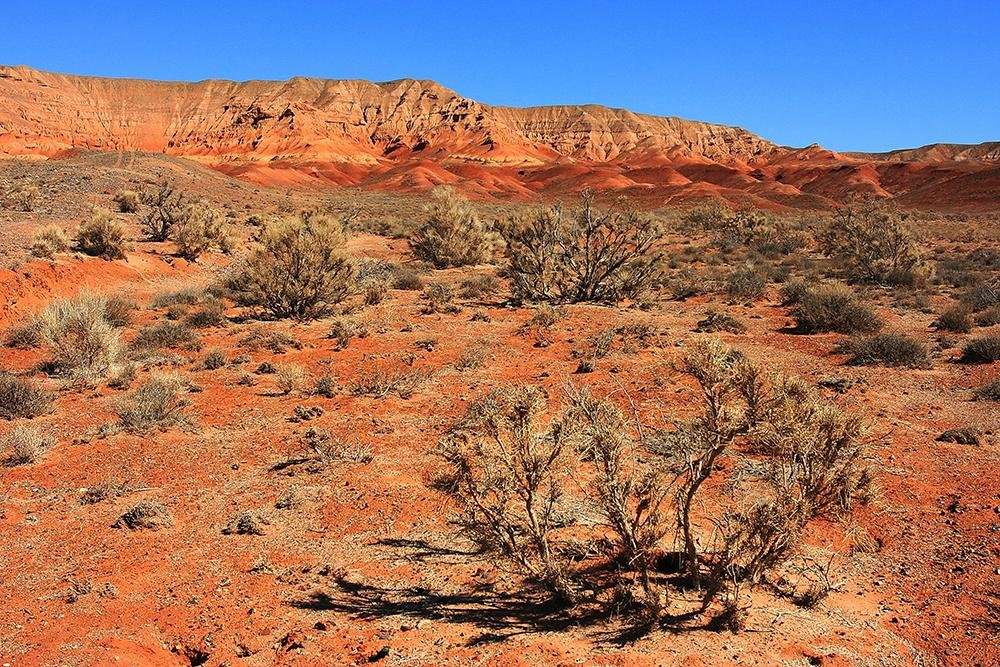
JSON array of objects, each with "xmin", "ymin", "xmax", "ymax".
[
  {"xmin": 411, "ymin": 187, "xmax": 498, "ymax": 268},
  {"xmin": 228, "ymin": 211, "xmax": 353, "ymax": 320},
  {"xmin": 38, "ymin": 292, "xmax": 123, "ymax": 380},
  {"xmin": 500, "ymin": 193, "xmax": 662, "ymax": 303},
  {"xmin": 434, "ymin": 340, "xmax": 872, "ymax": 626},
  {"xmin": 77, "ymin": 209, "xmax": 129, "ymax": 259},
  {"xmin": 820, "ymin": 197, "xmax": 932, "ymax": 286},
  {"xmin": 173, "ymin": 202, "xmax": 234, "ymax": 260}
]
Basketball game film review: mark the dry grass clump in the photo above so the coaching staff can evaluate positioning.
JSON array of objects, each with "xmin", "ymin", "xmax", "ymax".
[
  {"xmin": 183, "ymin": 297, "xmax": 226, "ymax": 328},
  {"xmin": 420, "ymin": 283, "xmax": 460, "ymax": 314},
  {"xmin": 838, "ymin": 333, "xmax": 930, "ymax": 368},
  {"xmin": 975, "ymin": 306, "xmax": 1000, "ymax": 327},
  {"xmin": 2, "ymin": 424, "xmax": 54, "ymax": 466},
  {"xmin": 974, "ymin": 379, "xmax": 1000, "ymax": 401},
  {"xmin": 114, "ymin": 373, "xmax": 190, "ymax": 431},
  {"xmin": 2, "ymin": 182, "xmax": 40, "ymax": 211},
  {"xmin": 30, "ymin": 225, "xmax": 71, "ymax": 259},
  {"xmin": 411, "ymin": 187, "xmax": 498, "ymax": 268},
  {"xmin": 392, "ymin": 266, "xmax": 425, "ymax": 291},
  {"xmin": 433, "ymin": 344, "xmax": 872, "ymax": 622},
  {"xmin": 792, "ymin": 283, "xmax": 882, "ymax": 334},
  {"xmin": 960, "ymin": 333, "xmax": 1000, "ymax": 364},
  {"xmin": 228, "ymin": 211, "xmax": 353, "ymax": 320},
  {"xmin": 115, "ymin": 501, "xmax": 174, "ymax": 530},
  {"xmin": 459, "ymin": 274, "xmax": 502, "ymax": 300},
  {"xmin": 519, "ymin": 304, "xmax": 565, "ymax": 347},
  {"xmin": 150, "ymin": 287, "xmax": 204, "ymax": 308},
  {"xmin": 38, "ymin": 292, "xmax": 123, "ymax": 379},
  {"xmin": 200, "ymin": 350, "xmax": 227, "ymax": 370},
  {"xmin": 820, "ymin": 196, "xmax": 932, "ymax": 286},
  {"xmin": 5, "ymin": 319, "xmax": 43, "ymax": 349},
  {"xmin": 351, "ymin": 365, "xmax": 431, "ymax": 399},
  {"xmin": 696, "ymin": 309, "xmax": 747, "ymax": 333},
  {"xmin": 328, "ymin": 318, "xmax": 368, "ymax": 351},
  {"xmin": 131, "ymin": 321, "xmax": 200, "ymax": 351},
  {"xmin": 113, "ymin": 190, "xmax": 140, "ymax": 213},
  {"xmin": 173, "ymin": 202, "xmax": 234, "ymax": 260},
  {"xmin": 274, "ymin": 364, "xmax": 308, "ymax": 395},
  {"xmin": 77, "ymin": 209, "xmax": 129, "ymax": 259},
  {"xmin": 501, "ymin": 194, "xmax": 662, "ymax": 303},
  {"xmin": 301, "ymin": 427, "xmax": 374, "ymax": 464},
  {"xmin": 222, "ymin": 510, "xmax": 269, "ymax": 535},
  {"xmin": 934, "ymin": 303, "xmax": 974, "ymax": 333},
  {"xmin": 725, "ymin": 265, "xmax": 768, "ymax": 303},
  {"xmin": 962, "ymin": 283, "xmax": 1000, "ymax": 312},
  {"xmin": 0, "ymin": 372, "xmax": 53, "ymax": 420},
  {"xmin": 239, "ymin": 328, "xmax": 301, "ymax": 354}
]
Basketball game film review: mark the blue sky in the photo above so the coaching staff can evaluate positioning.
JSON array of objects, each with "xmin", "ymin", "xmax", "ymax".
[{"xmin": 4, "ymin": 1, "xmax": 997, "ymax": 152}]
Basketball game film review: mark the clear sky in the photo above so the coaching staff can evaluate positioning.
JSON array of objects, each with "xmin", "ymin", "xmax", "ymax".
[{"xmin": 4, "ymin": 1, "xmax": 997, "ymax": 152}]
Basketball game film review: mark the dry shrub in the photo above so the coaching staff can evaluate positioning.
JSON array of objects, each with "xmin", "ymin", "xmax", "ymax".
[
  {"xmin": 779, "ymin": 278, "xmax": 814, "ymax": 305},
  {"xmin": 301, "ymin": 427, "xmax": 374, "ymax": 464},
  {"xmin": 77, "ymin": 209, "xmax": 129, "ymax": 259},
  {"xmin": 455, "ymin": 346, "xmax": 487, "ymax": 371},
  {"xmin": 960, "ymin": 333, "xmax": 1000, "ymax": 364},
  {"xmin": 500, "ymin": 193, "xmax": 662, "ymax": 303},
  {"xmin": 703, "ymin": 207, "xmax": 810, "ymax": 256},
  {"xmin": 5, "ymin": 319, "xmax": 43, "ymax": 349},
  {"xmin": 274, "ymin": 364, "xmax": 308, "ymax": 395},
  {"xmin": 518, "ymin": 304, "xmax": 565, "ymax": 347},
  {"xmin": 328, "ymin": 318, "xmax": 368, "ymax": 351},
  {"xmin": 2, "ymin": 424, "xmax": 54, "ymax": 466},
  {"xmin": 792, "ymin": 283, "xmax": 882, "ymax": 334},
  {"xmin": 228, "ymin": 211, "xmax": 353, "ymax": 320},
  {"xmin": 839, "ymin": 333, "xmax": 930, "ymax": 367},
  {"xmin": 115, "ymin": 501, "xmax": 173, "ymax": 530},
  {"xmin": 200, "ymin": 350, "xmax": 227, "ymax": 370},
  {"xmin": 113, "ymin": 190, "xmax": 140, "ymax": 213},
  {"xmin": 725, "ymin": 265, "xmax": 768, "ymax": 303},
  {"xmin": 38, "ymin": 292, "xmax": 122, "ymax": 379},
  {"xmin": 222, "ymin": 510, "xmax": 269, "ymax": 535},
  {"xmin": 421, "ymin": 283, "xmax": 460, "ymax": 314},
  {"xmin": 820, "ymin": 196, "xmax": 932, "ymax": 286},
  {"xmin": 974, "ymin": 379, "xmax": 1000, "ymax": 401},
  {"xmin": 434, "ymin": 386, "xmax": 581, "ymax": 600},
  {"xmin": 962, "ymin": 283, "xmax": 1000, "ymax": 312},
  {"xmin": 975, "ymin": 306, "xmax": 1000, "ymax": 327},
  {"xmin": 351, "ymin": 365, "xmax": 431, "ymax": 399},
  {"xmin": 173, "ymin": 202, "xmax": 234, "ymax": 260},
  {"xmin": 392, "ymin": 266, "xmax": 425, "ymax": 291},
  {"xmin": 238, "ymin": 328, "xmax": 300, "ymax": 354},
  {"xmin": 30, "ymin": 225, "xmax": 71, "ymax": 258},
  {"xmin": 0, "ymin": 372, "xmax": 53, "ymax": 419},
  {"xmin": 934, "ymin": 303, "xmax": 973, "ymax": 333},
  {"xmin": 115, "ymin": 374, "xmax": 190, "ymax": 431},
  {"xmin": 140, "ymin": 182, "xmax": 188, "ymax": 241},
  {"xmin": 150, "ymin": 287, "xmax": 204, "ymax": 308},
  {"xmin": 184, "ymin": 298, "xmax": 226, "ymax": 328},
  {"xmin": 2, "ymin": 182, "xmax": 40, "ymax": 211},
  {"xmin": 696, "ymin": 309, "xmax": 747, "ymax": 333},
  {"xmin": 411, "ymin": 187, "xmax": 498, "ymax": 268},
  {"xmin": 131, "ymin": 321, "xmax": 200, "ymax": 351},
  {"xmin": 433, "ymin": 339, "xmax": 872, "ymax": 626},
  {"xmin": 459, "ymin": 274, "xmax": 502, "ymax": 300}
]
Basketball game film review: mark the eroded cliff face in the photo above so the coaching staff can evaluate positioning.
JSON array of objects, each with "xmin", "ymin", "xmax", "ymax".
[{"xmin": 1, "ymin": 65, "xmax": 997, "ymax": 210}]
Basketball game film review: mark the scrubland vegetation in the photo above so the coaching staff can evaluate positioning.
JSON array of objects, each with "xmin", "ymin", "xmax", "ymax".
[{"xmin": 2, "ymin": 175, "xmax": 998, "ymax": 662}]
